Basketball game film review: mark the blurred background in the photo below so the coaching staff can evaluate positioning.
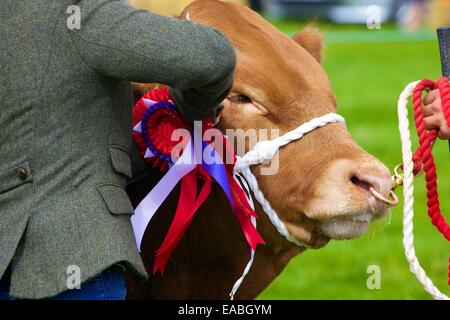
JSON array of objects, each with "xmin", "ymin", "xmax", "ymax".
[
  {"xmin": 130, "ymin": 0, "xmax": 450, "ymax": 29},
  {"xmin": 128, "ymin": 0, "xmax": 450, "ymax": 299}
]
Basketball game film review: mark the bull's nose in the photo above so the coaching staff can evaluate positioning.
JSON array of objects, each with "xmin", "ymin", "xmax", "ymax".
[
  {"xmin": 302, "ymin": 158, "xmax": 393, "ymax": 224},
  {"xmin": 350, "ymin": 166, "xmax": 392, "ymax": 201}
]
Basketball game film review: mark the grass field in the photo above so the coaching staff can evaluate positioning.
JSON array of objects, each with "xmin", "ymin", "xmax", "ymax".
[{"xmin": 258, "ymin": 21, "xmax": 449, "ymax": 299}]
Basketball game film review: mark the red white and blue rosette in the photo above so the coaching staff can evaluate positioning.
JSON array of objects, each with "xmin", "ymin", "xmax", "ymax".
[{"xmin": 131, "ymin": 87, "xmax": 264, "ymax": 276}]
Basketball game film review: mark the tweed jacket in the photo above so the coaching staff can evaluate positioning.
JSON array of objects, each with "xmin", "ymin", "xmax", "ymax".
[{"xmin": 0, "ymin": 0, "xmax": 235, "ymax": 299}]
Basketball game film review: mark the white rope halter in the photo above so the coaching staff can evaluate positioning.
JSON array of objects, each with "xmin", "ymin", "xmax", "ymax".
[
  {"xmin": 233, "ymin": 113, "xmax": 346, "ymax": 247},
  {"xmin": 228, "ymin": 113, "xmax": 345, "ymax": 299},
  {"xmin": 397, "ymin": 81, "xmax": 449, "ymax": 300}
]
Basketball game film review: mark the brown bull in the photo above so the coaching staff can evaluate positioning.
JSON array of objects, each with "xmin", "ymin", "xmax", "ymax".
[{"xmin": 126, "ymin": 0, "xmax": 393, "ymax": 299}]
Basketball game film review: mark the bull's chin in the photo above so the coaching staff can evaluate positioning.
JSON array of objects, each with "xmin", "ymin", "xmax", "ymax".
[{"xmin": 319, "ymin": 213, "xmax": 372, "ymax": 240}]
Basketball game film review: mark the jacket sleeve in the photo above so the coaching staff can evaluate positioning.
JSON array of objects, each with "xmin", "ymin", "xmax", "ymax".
[{"xmin": 69, "ymin": 0, "xmax": 236, "ymax": 120}]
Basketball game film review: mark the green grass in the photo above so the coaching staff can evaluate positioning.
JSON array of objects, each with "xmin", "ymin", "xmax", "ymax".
[{"xmin": 257, "ymin": 24, "xmax": 449, "ymax": 299}]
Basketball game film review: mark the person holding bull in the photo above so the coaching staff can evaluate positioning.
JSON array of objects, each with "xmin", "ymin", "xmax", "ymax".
[{"xmin": 0, "ymin": 0, "xmax": 235, "ymax": 300}]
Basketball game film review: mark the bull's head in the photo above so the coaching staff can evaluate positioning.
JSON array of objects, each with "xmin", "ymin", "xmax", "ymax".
[{"xmin": 182, "ymin": 0, "xmax": 393, "ymax": 248}]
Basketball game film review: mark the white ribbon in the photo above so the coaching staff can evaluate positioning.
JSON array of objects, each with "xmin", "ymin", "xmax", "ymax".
[
  {"xmin": 229, "ymin": 173, "xmax": 257, "ymax": 300},
  {"xmin": 131, "ymin": 138, "xmax": 196, "ymax": 251}
]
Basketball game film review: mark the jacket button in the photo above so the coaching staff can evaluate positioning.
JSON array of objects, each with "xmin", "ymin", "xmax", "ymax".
[{"xmin": 17, "ymin": 167, "xmax": 28, "ymax": 181}]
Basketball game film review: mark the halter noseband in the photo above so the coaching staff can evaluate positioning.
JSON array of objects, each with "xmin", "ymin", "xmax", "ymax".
[{"xmin": 233, "ymin": 113, "xmax": 346, "ymax": 247}]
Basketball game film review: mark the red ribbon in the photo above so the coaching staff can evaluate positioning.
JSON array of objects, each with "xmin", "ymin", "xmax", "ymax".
[{"xmin": 154, "ymin": 167, "xmax": 213, "ymax": 274}]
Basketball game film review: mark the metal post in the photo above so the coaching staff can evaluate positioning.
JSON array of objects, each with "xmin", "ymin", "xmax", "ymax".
[{"xmin": 437, "ymin": 26, "xmax": 450, "ymax": 149}]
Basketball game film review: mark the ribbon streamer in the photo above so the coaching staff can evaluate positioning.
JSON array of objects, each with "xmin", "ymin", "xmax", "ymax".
[{"xmin": 131, "ymin": 138, "xmax": 196, "ymax": 251}]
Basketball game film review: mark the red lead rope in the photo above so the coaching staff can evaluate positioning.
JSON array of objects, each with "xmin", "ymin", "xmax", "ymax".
[{"xmin": 411, "ymin": 76, "xmax": 450, "ymax": 242}]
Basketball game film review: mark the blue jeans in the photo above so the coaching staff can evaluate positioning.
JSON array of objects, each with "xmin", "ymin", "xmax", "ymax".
[{"xmin": 0, "ymin": 265, "xmax": 126, "ymax": 300}]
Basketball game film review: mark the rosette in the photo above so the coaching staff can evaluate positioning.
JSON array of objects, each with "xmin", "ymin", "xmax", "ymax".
[{"xmin": 131, "ymin": 87, "xmax": 264, "ymax": 277}]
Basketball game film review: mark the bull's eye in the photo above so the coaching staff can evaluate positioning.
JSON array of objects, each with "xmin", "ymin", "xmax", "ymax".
[{"xmin": 228, "ymin": 94, "xmax": 252, "ymax": 104}]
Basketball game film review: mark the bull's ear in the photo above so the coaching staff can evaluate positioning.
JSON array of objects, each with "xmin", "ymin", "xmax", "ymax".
[
  {"xmin": 179, "ymin": 6, "xmax": 192, "ymax": 20},
  {"xmin": 292, "ymin": 27, "xmax": 323, "ymax": 63}
]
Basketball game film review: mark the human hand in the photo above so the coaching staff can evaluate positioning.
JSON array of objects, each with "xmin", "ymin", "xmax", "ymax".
[{"xmin": 423, "ymin": 89, "xmax": 450, "ymax": 140}]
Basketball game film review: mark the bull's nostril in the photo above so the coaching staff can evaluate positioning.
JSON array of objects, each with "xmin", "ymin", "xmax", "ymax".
[
  {"xmin": 351, "ymin": 175, "xmax": 372, "ymax": 192},
  {"xmin": 350, "ymin": 171, "xmax": 397, "ymax": 206}
]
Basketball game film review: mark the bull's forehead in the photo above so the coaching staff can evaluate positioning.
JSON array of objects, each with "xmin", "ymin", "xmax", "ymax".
[{"xmin": 185, "ymin": 0, "xmax": 332, "ymax": 109}]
